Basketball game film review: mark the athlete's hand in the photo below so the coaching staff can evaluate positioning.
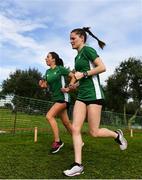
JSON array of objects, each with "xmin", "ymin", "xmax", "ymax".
[
  {"xmin": 68, "ymin": 84, "xmax": 77, "ymax": 90},
  {"xmin": 74, "ymin": 72, "xmax": 84, "ymax": 80},
  {"xmin": 61, "ymin": 87, "xmax": 70, "ymax": 93},
  {"xmin": 39, "ymin": 80, "xmax": 47, "ymax": 88}
]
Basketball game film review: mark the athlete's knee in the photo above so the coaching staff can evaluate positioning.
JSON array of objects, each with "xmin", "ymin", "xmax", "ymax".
[
  {"xmin": 72, "ymin": 124, "xmax": 81, "ymax": 135},
  {"xmin": 89, "ymin": 129, "xmax": 99, "ymax": 137},
  {"xmin": 46, "ymin": 113, "xmax": 53, "ymax": 122}
]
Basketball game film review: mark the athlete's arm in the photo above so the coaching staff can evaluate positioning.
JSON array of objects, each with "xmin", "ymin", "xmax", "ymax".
[
  {"xmin": 75, "ymin": 57, "xmax": 106, "ymax": 80},
  {"xmin": 68, "ymin": 72, "xmax": 77, "ymax": 85},
  {"xmin": 61, "ymin": 81, "xmax": 79, "ymax": 93},
  {"xmin": 61, "ymin": 72, "xmax": 78, "ymax": 93},
  {"xmin": 87, "ymin": 57, "xmax": 106, "ymax": 76}
]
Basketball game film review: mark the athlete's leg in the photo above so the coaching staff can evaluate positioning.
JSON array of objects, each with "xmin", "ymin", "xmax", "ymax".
[
  {"xmin": 59, "ymin": 109, "xmax": 72, "ymax": 134},
  {"xmin": 63, "ymin": 100, "xmax": 86, "ymax": 176},
  {"xmin": 46, "ymin": 102, "xmax": 67, "ymax": 142},
  {"xmin": 87, "ymin": 104, "xmax": 127, "ymax": 150},
  {"xmin": 87, "ymin": 104, "xmax": 117, "ymax": 138},
  {"xmin": 72, "ymin": 100, "xmax": 86, "ymax": 164}
]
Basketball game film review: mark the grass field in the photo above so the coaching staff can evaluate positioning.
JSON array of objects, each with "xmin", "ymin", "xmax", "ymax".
[
  {"xmin": 0, "ymin": 126, "xmax": 142, "ymax": 179},
  {"xmin": 0, "ymin": 108, "xmax": 142, "ymax": 179}
]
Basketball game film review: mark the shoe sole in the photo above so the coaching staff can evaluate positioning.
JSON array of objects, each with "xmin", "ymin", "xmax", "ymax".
[
  {"xmin": 63, "ymin": 171, "xmax": 84, "ymax": 177},
  {"xmin": 51, "ymin": 143, "xmax": 64, "ymax": 154},
  {"xmin": 120, "ymin": 137, "xmax": 127, "ymax": 150}
]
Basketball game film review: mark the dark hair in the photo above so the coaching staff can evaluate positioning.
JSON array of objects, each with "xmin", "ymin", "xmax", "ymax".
[
  {"xmin": 49, "ymin": 52, "xmax": 64, "ymax": 66},
  {"xmin": 71, "ymin": 27, "xmax": 106, "ymax": 49}
]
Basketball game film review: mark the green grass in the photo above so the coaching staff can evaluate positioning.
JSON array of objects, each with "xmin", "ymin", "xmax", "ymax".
[
  {"xmin": 0, "ymin": 128, "xmax": 142, "ymax": 179},
  {"xmin": 0, "ymin": 108, "xmax": 142, "ymax": 179},
  {"xmin": 0, "ymin": 108, "xmax": 48, "ymax": 129}
]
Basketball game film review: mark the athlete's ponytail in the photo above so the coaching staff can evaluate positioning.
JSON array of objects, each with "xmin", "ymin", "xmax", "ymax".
[
  {"xmin": 83, "ymin": 27, "xmax": 106, "ymax": 49},
  {"xmin": 56, "ymin": 58, "xmax": 64, "ymax": 66},
  {"xmin": 49, "ymin": 52, "xmax": 64, "ymax": 66},
  {"xmin": 71, "ymin": 27, "xmax": 106, "ymax": 49}
]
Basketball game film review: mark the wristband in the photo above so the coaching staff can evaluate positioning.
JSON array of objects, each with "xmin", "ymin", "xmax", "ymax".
[{"xmin": 83, "ymin": 72, "xmax": 88, "ymax": 78}]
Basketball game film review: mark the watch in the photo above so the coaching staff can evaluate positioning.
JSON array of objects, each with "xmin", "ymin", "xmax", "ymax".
[{"xmin": 83, "ymin": 72, "xmax": 88, "ymax": 78}]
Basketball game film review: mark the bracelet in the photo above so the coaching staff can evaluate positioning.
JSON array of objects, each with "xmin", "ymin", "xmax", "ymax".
[{"xmin": 83, "ymin": 72, "xmax": 88, "ymax": 78}]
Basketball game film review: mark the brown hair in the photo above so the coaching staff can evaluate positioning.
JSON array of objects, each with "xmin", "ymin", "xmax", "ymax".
[
  {"xmin": 71, "ymin": 27, "xmax": 106, "ymax": 49},
  {"xmin": 49, "ymin": 52, "xmax": 64, "ymax": 66}
]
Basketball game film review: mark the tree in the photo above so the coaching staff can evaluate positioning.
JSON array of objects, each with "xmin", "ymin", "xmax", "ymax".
[
  {"xmin": 1, "ymin": 68, "xmax": 50, "ymax": 100},
  {"xmin": 105, "ymin": 57, "xmax": 142, "ymax": 113}
]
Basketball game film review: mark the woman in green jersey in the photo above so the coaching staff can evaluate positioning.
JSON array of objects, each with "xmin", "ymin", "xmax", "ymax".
[
  {"xmin": 63, "ymin": 27, "xmax": 127, "ymax": 176},
  {"xmin": 39, "ymin": 52, "xmax": 75, "ymax": 154}
]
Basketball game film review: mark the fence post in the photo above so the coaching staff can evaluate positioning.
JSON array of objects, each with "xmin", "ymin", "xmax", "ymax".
[
  {"xmin": 34, "ymin": 127, "xmax": 38, "ymax": 143},
  {"xmin": 13, "ymin": 107, "xmax": 17, "ymax": 134},
  {"xmin": 130, "ymin": 128, "xmax": 133, "ymax": 137}
]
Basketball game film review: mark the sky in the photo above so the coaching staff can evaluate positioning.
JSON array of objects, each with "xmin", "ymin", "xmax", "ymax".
[{"xmin": 0, "ymin": 0, "xmax": 142, "ymax": 86}]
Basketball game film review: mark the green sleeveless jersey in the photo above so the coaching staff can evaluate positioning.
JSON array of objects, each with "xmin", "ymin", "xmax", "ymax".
[
  {"xmin": 75, "ymin": 46, "xmax": 105, "ymax": 101},
  {"xmin": 43, "ymin": 66, "xmax": 70, "ymax": 102}
]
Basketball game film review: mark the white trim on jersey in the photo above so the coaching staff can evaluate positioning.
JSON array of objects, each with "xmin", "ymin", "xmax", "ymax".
[
  {"xmin": 61, "ymin": 76, "xmax": 69, "ymax": 102},
  {"xmin": 89, "ymin": 61, "xmax": 102, "ymax": 99}
]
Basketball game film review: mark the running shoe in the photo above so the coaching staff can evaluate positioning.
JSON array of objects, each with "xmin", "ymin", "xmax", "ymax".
[
  {"xmin": 51, "ymin": 140, "xmax": 64, "ymax": 154},
  {"xmin": 115, "ymin": 129, "xmax": 127, "ymax": 150},
  {"xmin": 63, "ymin": 162, "xmax": 84, "ymax": 177}
]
